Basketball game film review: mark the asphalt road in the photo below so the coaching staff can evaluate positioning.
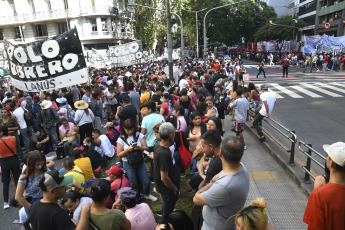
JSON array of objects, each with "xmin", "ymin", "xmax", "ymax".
[{"xmin": 244, "ymin": 60, "xmax": 345, "ymax": 176}]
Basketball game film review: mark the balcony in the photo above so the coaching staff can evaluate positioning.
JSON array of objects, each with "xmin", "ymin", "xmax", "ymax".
[{"xmin": 82, "ymin": 30, "xmax": 134, "ymax": 41}]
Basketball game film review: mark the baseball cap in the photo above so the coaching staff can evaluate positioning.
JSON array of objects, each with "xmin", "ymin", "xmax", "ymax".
[
  {"xmin": 81, "ymin": 178, "xmax": 98, "ymax": 188},
  {"xmin": 105, "ymin": 166, "xmax": 122, "ymax": 175},
  {"xmin": 122, "ymin": 94, "xmax": 131, "ymax": 103},
  {"xmin": 39, "ymin": 170, "xmax": 73, "ymax": 191},
  {"xmin": 25, "ymin": 96, "xmax": 32, "ymax": 102},
  {"xmin": 118, "ymin": 187, "xmax": 137, "ymax": 203},
  {"xmin": 193, "ymin": 80, "xmax": 202, "ymax": 87},
  {"xmin": 261, "ymin": 84, "xmax": 268, "ymax": 90},
  {"xmin": 103, "ymin": 122, "xmax": 114, "ymax": 129},
  {"xmin": 323, "ymin": 142, "xmax": 345, "ymax": 167},
  {"xmin": 228, "ymin": 76, "xmax": 233, "ymax": 80}
]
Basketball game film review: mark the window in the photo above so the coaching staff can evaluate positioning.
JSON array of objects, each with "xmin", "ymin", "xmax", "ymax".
[
  {"xmin": 35, "ymin": 24, "xmax": 48, "ymax": 37},
  {"xmin": 0, "ymin": 29, "xmax": 3, "ymax": 41},
  {"xmin": 57, "ymin": 22, "xmax": 68, "ymax": 34},
  {"xmin": 14, "ymin": 27, "xmax": 22, "ymax": 39},
  {"xmin": 101, "ymin": 18, "xmax": 107, "ymax": 31},
  {"xmin": 91, "ymin": 19, "xmax": 97, "ymax": 32}
]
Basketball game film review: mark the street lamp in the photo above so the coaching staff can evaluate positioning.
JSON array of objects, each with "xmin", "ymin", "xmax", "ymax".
[
  {"xmin": 128, "ymin": 0, "xmax": 185, "ymax": 70},
  {"xmin": 183, "ymin": 8, "xmax": 207, "ymax": 58},
  {"xmin": 203, "ymin": 0, "xmax": 260, "ymax": 64}
]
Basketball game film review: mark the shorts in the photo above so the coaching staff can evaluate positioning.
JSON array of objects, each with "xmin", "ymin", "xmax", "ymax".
[{"xmin": 234, "ymin": 120, "xmax": 244, "ymax": 133}]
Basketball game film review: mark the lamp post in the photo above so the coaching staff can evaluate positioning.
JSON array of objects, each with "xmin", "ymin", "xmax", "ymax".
[
  {"xmin": 128, "ymin": 0, "xmax": 185, "ymax": 70},
  {"xmin": 183, "ymin": 8, "xmax": 207, "ymax": 58},
  {"xmin": 203, "ymin": 0, "xmax": 259, "ymax": 64}
]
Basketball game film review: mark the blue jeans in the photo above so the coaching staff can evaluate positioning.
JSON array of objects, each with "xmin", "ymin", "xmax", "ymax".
[
  {"xmin": 190, "ymin": 157, "xmax": 197, "ymax": 175},
  {"xmin": 98, "ymin": 98, "xmax": 106, "ymax": 118},
  {"xmin": 303, "ymin": 63, "xmax": 311, "ymax": 73},
  {"xmin": 20, "ymin": 127, "xmax": 33, "ymax": 151},
  {"xmin": 45, "ymin": 126, "xmax": 58, "ymax": 148},
  {"xmin": 123, "ymin": 161, "xmax": 151, "ymax": 195}
]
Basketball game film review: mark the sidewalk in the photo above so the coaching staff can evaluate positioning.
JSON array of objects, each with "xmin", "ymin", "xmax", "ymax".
[{"xmin": 224, "ymin": 117, "xmax": 308, "ymax": 229}]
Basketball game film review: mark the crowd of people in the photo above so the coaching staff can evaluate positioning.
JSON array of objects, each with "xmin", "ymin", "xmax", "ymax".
[{"xmin": 0, "ymin": 55, "xmax": 343, "ymax": 230}]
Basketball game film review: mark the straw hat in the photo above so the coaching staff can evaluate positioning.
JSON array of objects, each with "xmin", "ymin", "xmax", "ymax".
[
  {"xmin": 40, "ymin": 100, "xmax": 53, "ymax": 110},
  {"xmin": 74, "ymin": 100, "xmax": 89, "ymax": 110}
]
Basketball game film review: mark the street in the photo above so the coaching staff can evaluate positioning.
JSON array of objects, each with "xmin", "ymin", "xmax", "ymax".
[{"xmin": 244, "ymin": 61, "xmax": 345, "ymax": 174}]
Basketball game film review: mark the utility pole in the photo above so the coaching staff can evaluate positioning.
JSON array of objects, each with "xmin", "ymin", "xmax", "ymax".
[{"xmin": 166, "ymin": 0, "xmax": 174, "ymax": 80}]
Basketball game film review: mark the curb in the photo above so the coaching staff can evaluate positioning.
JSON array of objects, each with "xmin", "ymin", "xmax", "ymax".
[{"xmin": 244, "ymin": 123, "xmax": 311, "ymax": 196}]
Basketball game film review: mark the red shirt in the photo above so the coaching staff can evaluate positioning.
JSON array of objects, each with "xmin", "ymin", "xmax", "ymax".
[
  {"xmin": 109, "ymin": 175, "xmax": 130, "ymax": 200},
  {"xmin": 324, "ymin": 56, "xmax": 328, "ymax": 64},
  {"xmin": 303, "ymin": 183, "xmax": 345, "ymax": 230},
  {"xmin": 214, "ymin": 63, "xmax": 220, "ymax": 71}
]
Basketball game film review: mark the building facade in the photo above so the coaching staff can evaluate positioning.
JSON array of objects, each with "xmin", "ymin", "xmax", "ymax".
[
  {"xmin": 297, "ymin": 0, "xmax": 317, "ymax": 36},
  {"xmin": 261, "ymin": 0, "xmax": 289, "ymax": 17},
  {"xmin": 315, "ymin": 0, "xmax": 345, "ymax": 36},
  {"xmin": 0, "ymin": 0, "xmax": 134, "ymax": 68}
]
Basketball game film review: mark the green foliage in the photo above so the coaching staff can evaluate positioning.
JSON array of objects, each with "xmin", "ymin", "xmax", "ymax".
[{"xmin": 254, "ymin": 15, "xmax": 307, "ymax": 42}]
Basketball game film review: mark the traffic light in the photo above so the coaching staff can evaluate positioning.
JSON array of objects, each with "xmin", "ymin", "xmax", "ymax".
[{"xmin": 269, "ymin": 20, "xmax": 273, "ymax": 26}]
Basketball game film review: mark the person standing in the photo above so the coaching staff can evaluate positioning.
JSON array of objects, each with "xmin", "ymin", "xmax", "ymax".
[
  {"xmin": 115, "ymin": 94, "xmax": 139, "ymax": 130},
  {"xmin": 0, "ymin": 125, "xmax": 21, "ymax": 209},
  {"xmin": 12, "ymin": 100, "xmax": 33, "ymax": 152},
  {"xmin": 311, "ymin": 54, "xmax": 319, "ymax": 72},
  {"xmin": 154, "ymin": 123, "xmax": 180, "ymax": 229},
  {"xmin": 303, "ymin": 142, "xmax": 345, "ymax": 230},
  {"xmin": 322, "ymin": 53, "xmax": 330, "ymax": 72},
  {"xmin": 74, "ymin": 100, "xmax": 94, "ymax": 145},
  {"xmin": 90, "ymin": 93, "xmax": 102, "ymax": 130},
  {"xmin": 303, "ymin": 55, "xmax": 312, "ymax": 73},
  {"xmin": 229, "ymin": 88, "xmax": 249, "ymax": 149},
  {"xmin": 193, "ymin": 136, "xmax": 249, "ymax": 230},
  {"xmin": 37, "ymin": 100, "xmax": 59, "ymax": 149},
  {"xmin": 140, "ymin": 85, "xmax": 152, "ymax": 118},
  {"xmin": 256, "ymin": 59, "xmax": 266, "ymax": 78},
  {"xmin": 128, "ymin": 82, "xmax": 140, "ymax": 115},
  {"xmin": 280, "ymin": 56, "xmax": 291, "ymax": 78},
  {"xmin": 253, "ymin": 85, "xmax": 276, "ymax": 142}
]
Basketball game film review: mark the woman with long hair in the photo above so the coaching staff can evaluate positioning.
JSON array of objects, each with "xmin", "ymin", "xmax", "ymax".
[
  {"xmin": 15, "ymin": 151, "xmax": 48, "ymax": 229},
  {"xmin": 117, "ymin": 119, "xmax": 157, "ymax": 201},
  {"xmin": 160, "ymin": 93, "xmax": 175, "ymax": 119},
  {"xmin": 207, "ymin": 117, "xmax": 223, "ymax": 137},
  {"xmin": 0, "ymin": 125, "xmax": 21, "ymax": 210},
  {"xmin": 172, "ymin": 105, "xmax": 187, "ymax": 133},
  {"xmin": 74, "ymin": 100, "xmax": 94, "ymax": 145},
  {"xmin": 178, "ymin": 88, "xmax": 195, "ymax": 117},
  {"xmin": 89, "ymin": 179, "xmax": 131, "ymax": 230},
  {"xmin": 247, "ymin": 82, "xmax": 261, "ymax": 108}
]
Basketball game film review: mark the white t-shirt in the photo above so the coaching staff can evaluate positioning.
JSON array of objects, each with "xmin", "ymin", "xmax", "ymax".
[
  {"xmin": 107, "ymin": 92, "xmax": 118, "ymax": 105},
  {"xmin": 73, "ymin": 197, "xmax": 93, "ymax": 223},
  {"xmin": 179, "ymin": 79, "xmax": 189, "ymax": 90},
  {"xmin": 98, "ymin": 134, "xmax": 115, "ymax": 158},
  {"xmin": 125, "ymin": 203, "xmax": 157, "ymax": 230},
  {"xmin": 82, "ymin": 94, "xmax": 91, "ymax": 104},
  {"xmin": 259, "ymin": 91, "xmax": 277, "ymax": 116},
  {"xmin": 117, "ymin": 132, "xmax": 144, "ymax": 162},
  {"xmin": 13, "ymin": 107, "xmax": 27, "ymax": 129}
]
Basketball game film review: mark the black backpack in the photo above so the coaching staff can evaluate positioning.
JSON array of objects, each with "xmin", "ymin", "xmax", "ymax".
[
  {"xmin": 120, "ymin": 134, "xmax": 143, "ymax": 166},
  {"xmin": 22, "ymin": 106, "xmax": 35, "ymax": 126}
]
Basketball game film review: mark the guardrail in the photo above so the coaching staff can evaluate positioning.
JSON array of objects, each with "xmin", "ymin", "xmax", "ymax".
[
  {"xmin": 298, "ymin": 141, "xmax": 326, "ymax": 184},
  {"xmin": 261, "ymin": 117, "xmax": 297, "ymax": 165}
]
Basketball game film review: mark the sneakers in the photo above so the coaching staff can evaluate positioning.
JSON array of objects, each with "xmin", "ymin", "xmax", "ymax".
[
  {"xmin": 146, "ymin": 194, "xmax": 158, "ymax": 202},
  {"xmin": 4, "ymin": 203, "xmax": 10, "ymax": 209},
  {"xmin": 259, "ymin": 136, "xmax": 266, "ymax": 143},
  {"xmin": 156, "ymin": 210, "xmax": 163, "ymax": 217},
  {"xmin": 187, "ymin": 186, "xmax": 196, "ymax": 194},
  {"xmin": 244, "ymin": 145, "xmax": 247, "ymax": 150}
]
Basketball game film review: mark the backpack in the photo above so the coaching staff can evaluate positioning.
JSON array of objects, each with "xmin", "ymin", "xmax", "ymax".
[
  {"xmin": 106, "ymin": 127, "xmax": 121, "ymax": 146},
  {"xmin": 66, "ymin": 102, "xmax": 75, "ymax": 123},
  {"xmin": 22, "ymin": 107, "xmax": 35, "ymax": 126},
  {"xmin": 120, "ymin": 134, "xmax": 143, "ymax": 166}
]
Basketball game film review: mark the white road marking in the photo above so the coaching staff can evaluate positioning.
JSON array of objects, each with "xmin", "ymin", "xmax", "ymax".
[
  {"xmin": 290, "ymin": 86, "xmax": 323, "ymax": 98},
  {"xmin": 270, "ymin": 83, "xmax": 303, "ymax": 98},
  {"xmin": 300, "ymin": 83, "xmax": 343, "ymax": 97}
]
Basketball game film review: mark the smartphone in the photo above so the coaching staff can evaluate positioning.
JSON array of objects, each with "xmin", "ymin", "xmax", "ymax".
[
  {"xmin": 143, "ymin": 150, "xmax": 150, "ymax": 155},
  {"xmin": 132, "ymin": 142, "xmax": 137, "ymax": 147}
]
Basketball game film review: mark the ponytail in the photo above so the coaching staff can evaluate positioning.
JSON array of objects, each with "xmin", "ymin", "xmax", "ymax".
[{"xmin": 84, "ymin": 108, "xmax": 89, "ymax": 115}]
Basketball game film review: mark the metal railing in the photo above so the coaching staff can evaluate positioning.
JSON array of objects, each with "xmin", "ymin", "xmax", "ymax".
[
  {"xmin": 260, "ymin": 117, "xmax": 297, "ymax": 165},
  {"xmin": 298, "ymin": 141, "xmax": 326, "ymax": 184}
]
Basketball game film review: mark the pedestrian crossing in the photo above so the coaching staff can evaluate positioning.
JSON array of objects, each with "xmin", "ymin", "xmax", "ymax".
[{"xmin": 254, "ymin": 82, "xmax": 345, "ymax": 99}]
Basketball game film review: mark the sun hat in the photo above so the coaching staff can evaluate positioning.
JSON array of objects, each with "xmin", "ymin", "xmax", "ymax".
[
  {"xmin": 39, "ymin": 170, "xmax": 73, "ymax": 191},
  {"xmin": 40, "ymin": 100, "xmax": 53, "ymax": 110},
  {"xmin": 105, "ymin": 166, "xmax": 122, "ymax": 176},
  {"xmin": 74, "ymin": 100, "xmax": 89, "ymax": 110},
  {"xmin": 323, "ymin": 142, "xmax": 345, "ymax": 167},
  {"xmin": 56, "ymin": 97, "xmax": 67, "ymax": 104}
]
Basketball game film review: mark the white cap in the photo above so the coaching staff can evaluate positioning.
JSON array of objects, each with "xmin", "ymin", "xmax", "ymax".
[{"xmin": 323, "ymin": 142, "xmax": 345, "ymax": 167}]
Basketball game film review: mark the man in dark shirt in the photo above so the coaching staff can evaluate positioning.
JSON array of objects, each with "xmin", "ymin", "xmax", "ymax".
[
  {"xmin": 193, "ymin": 80, "xmax": 212, "ymax": 98},
  {"xmin": 151, "ymin": 86, "xmax": 164, "ymax": 110},
  {"xmin": 90, "ymin": 93, "xmax": 102, "ymax": 130},
  {"xmin": 154, "ymin": 122, "xmax": 179, "ymax": 229},
  {"xmin": 280, "ymin": 56, "xmax": 291, "ymax": 78},
  {"xmin": 62, "ymin": 88, "xmax": 74, "ymax": 107},
  {"xmin": 29, "ymin": 170, "xmax": 91, "ymax": 230},
  {"xmin": 115, "ymin": 94, "xmax": 138, "ymax": 130}
]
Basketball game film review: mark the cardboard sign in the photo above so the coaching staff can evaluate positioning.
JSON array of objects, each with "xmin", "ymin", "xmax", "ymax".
[{"xmin": 4, "ymin": 28, "xmax": 88, "ymax": 92}]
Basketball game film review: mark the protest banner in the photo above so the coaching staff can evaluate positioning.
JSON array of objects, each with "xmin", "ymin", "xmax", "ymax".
[{"xmin": 4, "ymin": 28, "xmax": 88, "ymax": 92}]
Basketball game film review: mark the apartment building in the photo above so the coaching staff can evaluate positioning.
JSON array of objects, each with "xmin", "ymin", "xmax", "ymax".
[
  {"xmin": 0, "ymin": 0, "xmax": 134, "ymax": 67},
  {"xmin": 297, "ymin": 0, "xmax": 317, "ymax": 36},
  {"xmin": 315, "ymin": 0, "xmax": 345, "ymax": 36}
]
